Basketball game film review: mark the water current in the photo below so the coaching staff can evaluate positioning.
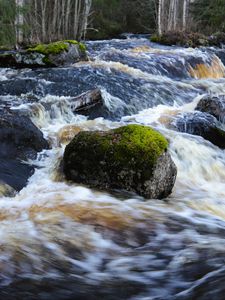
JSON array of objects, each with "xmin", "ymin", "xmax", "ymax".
[{"xmin": 0, "ymin": 35, "xmax": 225, "ymax": 299}]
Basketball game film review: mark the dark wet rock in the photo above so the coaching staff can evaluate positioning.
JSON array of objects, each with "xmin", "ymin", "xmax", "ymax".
[
  {"xmin": 63, "ymin": 124, "xmax": 177, "ymax": 199},
  {"xmin": 195, "ymin": 94, "xmax": 225, "ymax": 122},
  {"xmin": 174, "ymin": 111, "xmax": 225, "ymax": 148},
  {"xmin": 208, "ymin": 32, "xmax": 225, "ymax": 47},
  {"xmin": 0, "ymin": 51, "xmax": 47, "ymax": 68},
  {"xmin": 0, "ymin": 277, "xmax": 147, "ymax": 300},
  {"xmin": 0, "ymin": 78, "xmax": 42, "ymax": 96},
  {"xmin": 72, "ymin": 88, "xmax": 104, "ymax": 116},
  {"xmin": 0, "ymin": 41, "xmax": 87, "ymax": 68},
  {"xmin": 0, "ymin": 110, "xmax": 49, "ymax": 191}
]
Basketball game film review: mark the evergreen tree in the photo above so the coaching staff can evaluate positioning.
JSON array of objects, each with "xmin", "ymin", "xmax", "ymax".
[
  {"xmin": 0, "ymin": 0, "xmax": 16, "ymax": 46},
  {"xmin": 191, "ymin": 0, "xmax": 225, "ymax": 33},
  {"xmin": 88, "ymin": 0, "xmax": 156, "ymax": 40}
]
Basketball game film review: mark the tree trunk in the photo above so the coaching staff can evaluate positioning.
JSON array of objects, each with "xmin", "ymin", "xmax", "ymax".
[
  {"xmin": 15, "ymin": 0, "xmax": 24, "ymax": 45},
  {"xmin": 14, "ymin": 0, "xmax": 92, "ymax": 44},
  {"xmin": 40, "ymin": 0, "xmax": 48, "ymax": 42},
  {"xmin": 182, "ymin": 0, "xmax": 188, "ymax": 31},
  {"xmin": 65, "ymin": 0, "xmax": 71, "ymax": 38},
  {"xmin": 80, "ymin": 0, "xmax": 92, "ymax": 40},
  {"xmin": 158, "ymin": 0, "xmax": 162, "ymax": 35},
  {"xmin": 173, "ymin": 0, "xmax": 178, "ymax": 30},
  {"xmin": 168, "ymin": 0, "xmax": 175, "ymax": 30}
]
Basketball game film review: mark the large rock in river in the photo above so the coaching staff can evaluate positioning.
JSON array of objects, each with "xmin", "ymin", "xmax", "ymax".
[
  {"xmin": 0, "ymin": 40, "xmax": 87, "ymax": 68},
  {"xmin": 0, "ymin": 110, "xmax": 49, "ymax": 192},
  {"xmin": 63, "ymin": 124, "xmax": 177, "ymax": 199}
]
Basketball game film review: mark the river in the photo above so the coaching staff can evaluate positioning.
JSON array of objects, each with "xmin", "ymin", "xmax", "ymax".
[{"xmin": 0, "ymin": 36, "xmax": 225, "ymax": 299}]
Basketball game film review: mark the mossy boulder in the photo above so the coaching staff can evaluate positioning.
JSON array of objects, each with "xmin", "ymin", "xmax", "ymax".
[
  {"xmin": 0, "ymin": 40, "xmax": 87, "ymax": 68},
  {"xmin": 63, "ymin": 124, "xmax": 177, "ymax": 199},
  {"xmin": 151, "ymin": 31, "xmax": 209, "ymax": 48},
  {"xmin": 151, "ymin": 31, "xmax": 225, "ymax": 48},
  {"xmin": 27, "ymin": 40, "xmax": 87, "ymax": 67}
]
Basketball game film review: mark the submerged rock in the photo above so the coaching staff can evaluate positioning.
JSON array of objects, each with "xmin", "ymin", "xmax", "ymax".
[
  {"xmin": 0, "ymin": 181, "xmax": 16, "ymax": 197},
  {"xmin": 0, "ymin": 40, "xmax": 87, "ymax": 68},
  {"xmin": 0, "ymin": 110, "xmax": 49, "ymax": 191},
  {"xmin": 174, "ymin": 111, "xmax": 225, "ymax": 148},
  {"xmin": 63, "ymin": 124, "xmax": 177, "ymax": 199},
  {"xmin": 57, "ymin": 125, "xmax": 82, "ymax": 145},
  {"xmin": 195, "ymin": 94, "xmax": 225, "ymax": 122}
]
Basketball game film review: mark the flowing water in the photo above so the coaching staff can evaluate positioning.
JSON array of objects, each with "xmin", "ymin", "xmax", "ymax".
[{"xmin": 0, "ymin": 36, "xmax": 225, "ymax": 299}]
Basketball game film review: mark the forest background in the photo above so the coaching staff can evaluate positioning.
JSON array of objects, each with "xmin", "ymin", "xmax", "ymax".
[{"xmin": 0, "ymin": 0, "xmax": 225, "ymax": 46}]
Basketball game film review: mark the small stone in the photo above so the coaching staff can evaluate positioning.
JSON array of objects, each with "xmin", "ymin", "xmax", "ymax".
[
  {"xmin": 195, "ymin": 94, "xmax": 225, "ymax": 123},
  {"xmin": 174, "ymin": 111, "xmax": 225, "ymax": 149}
]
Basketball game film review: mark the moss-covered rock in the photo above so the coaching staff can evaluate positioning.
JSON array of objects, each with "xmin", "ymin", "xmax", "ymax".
[
  {"xmin": 151, "ymin": 31, "xmax": 225, "ymax": 48},
  {"xmin": 28, "ymin": 41, "xmax": 70, "ymax": 55},
  {"xmin": 0, "ymin": 40, "xmax": 87, "ymax": 68},
  {"xmin": 151, "ymin": 31, "xmax": 209, "ymax": 47},
  {"xmin": 27, "ymin": 40, "xmax": 87, "ymax": 66},
  {"xmin": 63, "ymin": 124, "xmax": 177, "ymax": 199}
]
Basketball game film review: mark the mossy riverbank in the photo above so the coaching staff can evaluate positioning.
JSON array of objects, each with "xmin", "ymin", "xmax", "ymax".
[{"xmin": 151, "ymin": 31, "xmax": 225, "ymax": 48}]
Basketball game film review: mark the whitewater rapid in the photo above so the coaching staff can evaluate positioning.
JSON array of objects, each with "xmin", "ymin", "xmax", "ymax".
[{"xmin": 0, "ymin": 36, "xmax": 225, "ymax": 299}]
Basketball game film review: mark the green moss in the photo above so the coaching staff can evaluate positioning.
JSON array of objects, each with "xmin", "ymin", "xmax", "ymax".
[
  {"xmin": 42, "ymin": 56, "xmax": 52, "ymax": 65},
  {"xmin": 27, "ymin": 40, "xmax": 86, "ymax": 65},
  {"xmin": 65, "ymin": 124, "xmax": 168, "ymax": 181},
  {"xmin": 63, "ymin": 40, "xmax": 86, "ymax": 52},
  {"xmin": 150, "ymin": 34, "xmax": 160, "ymax": 43},
  {"xmin": 28, "ymin": 40, "xmax": 86, "ymax": 56},
  {"xmin": 28, "ymin": 41, "xmax": 69, "ymax": 55},
  {"xmin": 63, "ymin": 40, "xmax": 79, "ymax": 45},
  {"xmin": 112, "ymin": 124, "xmax": 168, "ymax": 167},
  {"xmin": 78, "ymin": 43, "xmax": 86, "ymax": 53}
]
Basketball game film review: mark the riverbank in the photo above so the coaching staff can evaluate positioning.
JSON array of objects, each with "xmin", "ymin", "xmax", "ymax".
[{"xmin": 151, "ymin": 31, "xmax": 225, "ymax": 48}]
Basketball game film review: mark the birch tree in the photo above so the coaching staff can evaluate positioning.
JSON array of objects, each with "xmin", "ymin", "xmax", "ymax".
[
  {"xmin": 182, "ymin": 0, "xmax": 189, "ymax": 30},
  {"xmin": 158, "ymin": 0, "xmax": 162, "ymax": 34},
  {"xmin": 80, "ymin": 0, "xmax": 92, "ymax": 39},
  {"xmin": 15, "ymin": 0, "xmax": 24, "ymax": 44},
  {"xmin": 156, "ymin": 0, "xmax": 191, "ymax": 34},
  {"xmin": 14, "ymin": 0, "xmax": 92, "ymax": 44}
]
